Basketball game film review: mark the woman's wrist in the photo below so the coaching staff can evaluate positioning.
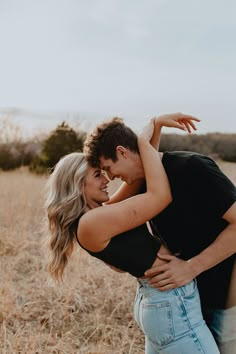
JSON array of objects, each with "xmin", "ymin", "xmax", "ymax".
[
  {"xmin": 153, "ymin": 116, "xmax": 165, "ymax": 127},
  {"xmin": 137, "ymin": 135, "xmax": 150, "ymax": 148}
]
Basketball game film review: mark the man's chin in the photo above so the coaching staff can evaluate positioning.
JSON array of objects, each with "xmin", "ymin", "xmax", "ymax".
[
  {"xmin": 121, "ymin": 177, "xmax": 134, "ymax": 185},
  {"xmin": 124, "ymin": 179, "xmax": 133, "ymax": 185}
]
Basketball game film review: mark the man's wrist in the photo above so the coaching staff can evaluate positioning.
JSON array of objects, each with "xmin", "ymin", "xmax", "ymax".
[{"xmin": 187, "ymin": 256, "xmax": 205, "ymax": 277}]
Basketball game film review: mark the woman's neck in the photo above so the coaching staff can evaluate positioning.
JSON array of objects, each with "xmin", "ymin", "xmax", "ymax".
[{"xmin": 85, "ymin": 202, "xmax": 102, "ymax": 212}]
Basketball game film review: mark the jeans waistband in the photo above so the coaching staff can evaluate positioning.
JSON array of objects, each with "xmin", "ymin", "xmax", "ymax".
[
  {"xmin": 137, "ymin": 278, "xmax": 152, "ymax": 287},
  {"xmin": 136, "ymin": 278, "xmax": 197, "ymax": 299}
]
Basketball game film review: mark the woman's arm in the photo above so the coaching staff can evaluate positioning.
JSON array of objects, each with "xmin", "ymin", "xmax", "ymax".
[
  {"xmin": 105, "ymin": 113, "xmax": 200, "ymax": 205},
  {"xmin": 78, "ymin": 121, "xmax": 172, "ymax": 251},
  {"xmin": 104, "ymin": 178, "xmax": 145, "ymax": 205}
]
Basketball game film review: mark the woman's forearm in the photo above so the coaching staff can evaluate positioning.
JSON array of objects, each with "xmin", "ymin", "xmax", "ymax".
[
  {"xmin": 150, "ymin": 120, "xmax": 162, "ymax": 151},
  {"xmin": 106, "ymin": 119, "xmax": 164, "ymax": 205},
  {"xmin": 138, "ymin": 136, "xmax": 171, "ymax": 204}
]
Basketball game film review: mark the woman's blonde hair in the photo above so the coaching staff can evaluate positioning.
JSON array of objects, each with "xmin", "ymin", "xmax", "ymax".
[{"xmin": 45, "ymin": 152, "xmax": 88, "ymax": 281}]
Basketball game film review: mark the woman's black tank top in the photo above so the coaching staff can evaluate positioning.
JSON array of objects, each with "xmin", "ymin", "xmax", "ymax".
[{"xmin": 76, "ymin": 223, "xmax": 161, "ymax": 278}]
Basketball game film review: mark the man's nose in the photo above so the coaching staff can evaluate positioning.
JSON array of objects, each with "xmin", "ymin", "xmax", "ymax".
[{"xmin": 107, "ymin": 171, "xmax": 114, "ymax": 180}]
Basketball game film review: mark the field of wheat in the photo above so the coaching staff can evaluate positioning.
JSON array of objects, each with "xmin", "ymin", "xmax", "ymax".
[{"xmin": 0, "ymin": 161, "xmax": 236, "ymax": 354}]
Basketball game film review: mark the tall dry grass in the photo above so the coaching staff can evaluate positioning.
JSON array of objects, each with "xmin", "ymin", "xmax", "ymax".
[
  {"xmin": 0, "ymin": 161, "xmax": 236, "ymax": 354},
  {"xmin": 0, "ymin": 168, "xmax": 142, "ymax": 354}
]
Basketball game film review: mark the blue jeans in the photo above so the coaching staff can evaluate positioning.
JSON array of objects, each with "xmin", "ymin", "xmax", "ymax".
[
  {"xmin": 204, "ymin": 306, "xmax": 236, "ymax": 354},
  {"xmin": 134, "ymin": 279, "xmax": 219, "ymax": 354}
]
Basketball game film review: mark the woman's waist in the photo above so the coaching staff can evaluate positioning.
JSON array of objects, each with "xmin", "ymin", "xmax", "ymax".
[{"xmin": 138, "ymin": 243, "xmax": 172, "ymax": 279}]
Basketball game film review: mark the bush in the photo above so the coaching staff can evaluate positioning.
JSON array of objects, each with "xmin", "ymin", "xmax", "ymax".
[
  {"xmin": 30, "ymin": 122, "xmax": 86, "ymax": 173},
  {"xmin": 0, "ymin": 145, "xmax": 18, "ymax": 170},
  {"xmin": 160, "ymin": 133, "xmax": 236, "ymax": 162},
  {"xmin": 216, "ymin": 137, "xmax": 236, "ymax": 162}
]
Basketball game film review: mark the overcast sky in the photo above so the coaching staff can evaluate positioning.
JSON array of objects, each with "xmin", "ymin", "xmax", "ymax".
[{"xmin": 0, "ymin": 0, "xmax": 235, "ymax": 135}]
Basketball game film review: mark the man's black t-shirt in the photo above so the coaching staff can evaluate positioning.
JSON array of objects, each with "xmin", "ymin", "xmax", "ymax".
[{"xmin": 150, "ymin": 151, "xmax": 236, "ymax": 309}]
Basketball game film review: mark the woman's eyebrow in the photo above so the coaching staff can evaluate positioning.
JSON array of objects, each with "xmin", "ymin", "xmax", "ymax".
[{"xmin": 92, "ymin": 169, "xmax": 101, "ymax": 175}]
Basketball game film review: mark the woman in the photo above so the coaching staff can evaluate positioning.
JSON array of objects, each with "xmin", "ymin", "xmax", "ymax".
[{"xmin": 45, "ymin": 114, "xmax": 219, "ymax": 354}]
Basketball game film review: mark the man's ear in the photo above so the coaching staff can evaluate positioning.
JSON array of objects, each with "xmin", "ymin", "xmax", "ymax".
[{"xmin": 116, "ymin": 145, "xmax": 128, "ymax": 158}]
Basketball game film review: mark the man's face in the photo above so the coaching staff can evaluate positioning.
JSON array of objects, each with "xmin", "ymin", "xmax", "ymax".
[{"xmin": 99, "ymin": 146, "xmax": 143, "ymax": 184}]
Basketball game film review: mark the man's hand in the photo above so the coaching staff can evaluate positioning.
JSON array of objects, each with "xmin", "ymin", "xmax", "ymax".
[{"xmin": 144, "ymin": 253, "xmax": 197, "ymax": 291}]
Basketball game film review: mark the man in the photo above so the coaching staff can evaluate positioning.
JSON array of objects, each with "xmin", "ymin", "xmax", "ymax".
[{"xmin": 84, "ymin": 113, "xmax": 236, "ymax": 352}]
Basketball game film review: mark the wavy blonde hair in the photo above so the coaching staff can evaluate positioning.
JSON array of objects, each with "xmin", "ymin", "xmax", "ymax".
[{"xmin": 45, "ymin": 152, "xmax": 88, "ymax": 281}]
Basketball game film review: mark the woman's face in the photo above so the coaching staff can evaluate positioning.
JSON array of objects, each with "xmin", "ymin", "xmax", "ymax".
[{"xmin": 84, "ymin": 166, "xmax": 109, "ymax": 208}]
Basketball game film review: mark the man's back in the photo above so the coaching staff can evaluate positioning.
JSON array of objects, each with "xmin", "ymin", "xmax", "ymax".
[{"xmin": 150, "ymin": 151, "xmax": 236, "ymax": 308}]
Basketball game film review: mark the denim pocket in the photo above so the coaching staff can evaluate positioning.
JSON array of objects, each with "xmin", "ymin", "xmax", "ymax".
[
  {"xmin": 178, "ymin": 279, "xmax": 198, "ymax": 299},
  {"xmin": 141, "ymin": 301, "xmax": 175, "ymax": 346}
]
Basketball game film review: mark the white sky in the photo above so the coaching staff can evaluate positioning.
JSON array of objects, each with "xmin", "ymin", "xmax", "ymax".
[{"xmin": 0, "ymin": 0, "xmax": 236, "ymax": 136}]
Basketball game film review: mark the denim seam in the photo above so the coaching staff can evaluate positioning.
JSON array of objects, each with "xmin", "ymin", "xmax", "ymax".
[
  {"xmin": 138, "ymin": 294, "xmax": 144, "ymax": 332},
  {"xmin": 174, "ymin": 288, "xmax": 206, "ymax": 354}
]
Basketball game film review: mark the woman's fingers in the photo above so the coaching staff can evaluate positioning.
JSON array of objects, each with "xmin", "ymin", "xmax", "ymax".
[
  {"xmin": 179, "ymin": 120, "xmax": 195, "ymax": 133},
  {"xmin": 179, "ymin": 118, "xmax": 199, "ymax": 133},
  {"xmin": 154, "ymin": 113, "xmax": 201, "ymax": 132},
  {"xmin": 179, "ymin": 114, "xmax": 201, "ymax": 122},
  {"xmin": 172, "ymin": 121, "xmax": 187, "ymax": 130},
  {"xmin": 184, "ymin": 119, "xmax": 197, "ymax": 130}
]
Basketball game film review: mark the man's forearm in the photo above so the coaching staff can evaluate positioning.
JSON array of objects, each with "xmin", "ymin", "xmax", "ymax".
[
  {"xmin": 144, "ymin": 221, "xmax": 236, "ymax": 291},
  {"xmin": 188, "ymin": 223, "xmax": 236, "ymax": 277}
]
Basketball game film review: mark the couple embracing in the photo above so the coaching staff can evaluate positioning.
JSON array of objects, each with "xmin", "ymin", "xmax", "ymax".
[{"xmin": 46, "ymin": 113, "xmax": 236, "ymax": 354}]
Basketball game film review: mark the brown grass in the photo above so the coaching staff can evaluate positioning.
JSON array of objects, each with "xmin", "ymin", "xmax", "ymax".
[{"xmin": 0, "ymin": 162, "xmax": 235, "ymax": 354}]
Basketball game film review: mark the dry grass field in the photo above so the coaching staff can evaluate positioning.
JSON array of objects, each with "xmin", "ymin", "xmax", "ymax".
[{"xmin": 0, "ymin": 161, "xmax": 236, "ymax": 354}]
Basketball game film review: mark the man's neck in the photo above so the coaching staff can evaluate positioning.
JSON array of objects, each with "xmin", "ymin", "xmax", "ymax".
[{"xmin": 138, "ymin": 151, "xmax": 164, "ymax": 179}]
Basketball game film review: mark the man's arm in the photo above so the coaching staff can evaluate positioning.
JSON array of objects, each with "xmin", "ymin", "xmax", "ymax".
[
  {"xmin": 145, "ymin": 203, "xmax": 236, "ymax": 291},
  {"xmin": 226, "ymin": 257, "xmax": 236, "ymax": 307},
  {"xmin": 189, "ymin": 201, "xmax": 236, "ymax": 274}
]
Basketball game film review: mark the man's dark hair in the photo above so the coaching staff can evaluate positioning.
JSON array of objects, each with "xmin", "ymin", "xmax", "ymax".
[{"xmin": 83, "ymin": 117, "xmax": 139, "ymax": 167}]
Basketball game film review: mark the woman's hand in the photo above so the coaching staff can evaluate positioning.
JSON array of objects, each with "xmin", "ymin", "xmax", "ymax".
[{"xmin": 154, "ymin": 113, "xmax": 201, "ymax": 133}]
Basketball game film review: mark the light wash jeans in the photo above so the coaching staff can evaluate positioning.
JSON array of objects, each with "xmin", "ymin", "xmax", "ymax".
[{"xmin": 134, "ymin": 278, "xmax": 219, "ymax": 354}]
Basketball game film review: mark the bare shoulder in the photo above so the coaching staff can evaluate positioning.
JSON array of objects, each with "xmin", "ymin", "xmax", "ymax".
[
  {"xmin": 78, "ymin": 195, "xmax": 151, "ymax": 244},
  {"xmin": 77, "ymin": 206, "xmax": 111, "ymax": 251},
  {"xmin": 77, "ymin": 202, "xmax": 126, "ymax": 238},
  {"xmin": 78, "ymin": 202, "xmax": 134, "ymax": 235},
  {"xmin": 78, "ymin": 206, "xmax": 105, "ymax": 233},
  {"xmin": 77, "ymin": 201, "xmax": 143, "ymax": 252}
]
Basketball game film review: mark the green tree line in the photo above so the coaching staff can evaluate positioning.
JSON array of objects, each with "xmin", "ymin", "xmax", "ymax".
[{"xmin": 0, "ymin": 121, "xmax": 236, "ymax": 172}]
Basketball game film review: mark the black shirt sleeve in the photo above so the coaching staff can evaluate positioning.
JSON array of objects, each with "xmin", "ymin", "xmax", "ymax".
[{"xmin": 186, "ymin": 155, "xmax": 236, "ymax": 219}]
